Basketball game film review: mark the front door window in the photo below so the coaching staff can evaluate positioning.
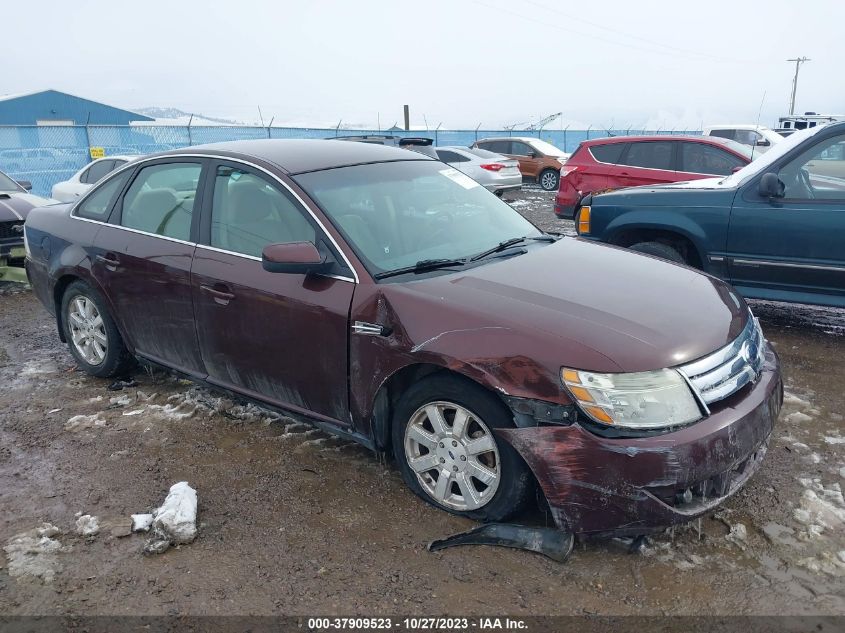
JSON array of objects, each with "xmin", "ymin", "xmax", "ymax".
[{"xmin": 778, "ymin": 134, "xmax": 845, "ymax": 200}]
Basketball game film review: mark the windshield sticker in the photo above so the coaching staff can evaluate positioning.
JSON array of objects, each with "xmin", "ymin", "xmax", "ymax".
[{"xmin": 440, "ymin": 168, "xmax": 479, "ymax": 190}]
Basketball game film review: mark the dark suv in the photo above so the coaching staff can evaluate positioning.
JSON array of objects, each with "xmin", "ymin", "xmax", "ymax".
[{"xmin": 575, "ymin": 122, "xmax": 845, "ymax": 307}]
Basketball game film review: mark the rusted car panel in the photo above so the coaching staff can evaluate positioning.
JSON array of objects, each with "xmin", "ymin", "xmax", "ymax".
[{"xmin": 498, "ymin": 347, "xmax": 781, "ymax": 536}]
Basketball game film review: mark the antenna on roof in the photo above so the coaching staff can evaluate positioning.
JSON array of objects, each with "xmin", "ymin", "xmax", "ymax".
[{"xmin": 750, "ymin": 90, "xmax": 766, "ymax": 161}]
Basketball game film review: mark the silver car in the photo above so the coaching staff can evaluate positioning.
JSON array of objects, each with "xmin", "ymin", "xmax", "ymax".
[{"xmin": 434, "ymin": 146, "xmax": 522, "ymax": 196}]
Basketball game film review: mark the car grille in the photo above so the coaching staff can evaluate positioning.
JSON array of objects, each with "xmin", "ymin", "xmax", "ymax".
[
  {"xmin": 0, "ymin": 221, "xmax": 24, "ymax": 241},
  {"xmin": 679, "ymin": 315, "xmax": 766, "ymax": 407}
]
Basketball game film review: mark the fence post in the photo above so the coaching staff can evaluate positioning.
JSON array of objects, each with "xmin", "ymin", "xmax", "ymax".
[
  {"xmin": 84, "ymin": 113, "xmax": 92, "ymax": 157},
  {"xmin": 267, "ymin": 116, "xmax": 274, "ymax": 139},
  {"xmin": 586, "ymin": 125, "xmax": 591, "ymax": 140},
  {"xmin": 187, "ymin": 114, "xmax": 194, "ymax": 146}
]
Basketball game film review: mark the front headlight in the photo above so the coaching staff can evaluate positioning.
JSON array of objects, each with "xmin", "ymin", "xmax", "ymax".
[{"xmin": 561, "ymin": 367, "xmax": 702, "ymax": 429}]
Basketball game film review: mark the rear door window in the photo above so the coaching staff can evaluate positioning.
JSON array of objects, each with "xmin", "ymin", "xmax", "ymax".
[
  {"xmin": 619, "ymin": 142, "xmax": 675, "ymax": 170},
  {"xmin": 588, "ymin": 143, "xmax": 626, "ymax": 164},
  {"xmin": 679, "ymin": 142, "xmax": 745, "ymax": 175},
  {"xmin": 82, "ymin": 160, "xmax": 115, "ymax": 184},
  {"xmin": 708, "ymin": 129, "xmax": 735, "ymax": 141},
  {"xmin": 119, "ymin": 162, "xmax": 202, "ymax": 241},
  {"xmin": 482, "ymin": 140, "xmax": 512, "ymax": 154}
]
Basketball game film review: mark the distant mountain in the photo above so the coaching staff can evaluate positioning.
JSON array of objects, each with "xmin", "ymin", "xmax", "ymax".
[{"xmin": 135, "ymin": 107, "xmax": 243, "ymax": 125}]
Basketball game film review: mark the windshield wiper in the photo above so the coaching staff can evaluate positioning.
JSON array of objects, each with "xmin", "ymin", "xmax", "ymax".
[
  {"xmin": 373, "ymin": 258, "xmax": 468, "ymax": 280},
  {"xmin": 470, "ymin": 234, "xmax": 558, "ymax": 262}
]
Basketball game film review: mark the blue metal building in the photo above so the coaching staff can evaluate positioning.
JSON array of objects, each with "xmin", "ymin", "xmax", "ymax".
[{"xmin": 0, "ymin": 89, "xmax": 153, "ymax": 125}]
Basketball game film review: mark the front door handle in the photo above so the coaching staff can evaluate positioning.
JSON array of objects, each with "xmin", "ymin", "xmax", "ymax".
[
  {"xmin": 200, "ymin": 284, "xmax": 235, "ymax": 305},
  {"xmin": 96, "ymin": 253, "xmax": 120, "ymax": 271}
]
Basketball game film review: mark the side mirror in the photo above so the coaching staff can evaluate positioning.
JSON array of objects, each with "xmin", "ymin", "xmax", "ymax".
[
  {"xmin": 755, "ymin": 139, "xmax": 771, "ymax": 147},
  {"xmin": 16, "ymin": 180, "xmax": 32, "ymax": 191},
  {"xmin": 261, "ymin": 241, "xmax": 332, "ymax": 275},
  {"xmin": 526, "ymin": 151, "xmax": 537, "ymax": 158},
  {"xmin": 758, "ymin": 172, "xmax": 785, "ymax": 199}
]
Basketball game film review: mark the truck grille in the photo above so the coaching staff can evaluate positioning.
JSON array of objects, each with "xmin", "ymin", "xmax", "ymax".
[
  {"xmin": 0, "ymin": 221, "xmax": 24, "ymax": 241},
  {"xmin": 680, "ymin": 315, "xmax": 766, "ymax": 407}
]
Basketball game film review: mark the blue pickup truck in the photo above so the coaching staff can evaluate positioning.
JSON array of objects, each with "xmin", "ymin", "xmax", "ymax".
[{"xmin": 575, "ymin": 121, "xmax": 845, "ymax": 307}]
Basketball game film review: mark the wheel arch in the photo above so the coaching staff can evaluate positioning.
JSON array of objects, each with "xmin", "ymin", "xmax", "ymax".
[
  {"xmin": 607, "ymin": 223, "xmax": 706, "ymax": 270},
  {"xmin": 369, "ymin": 362, "xmax": 514, "ymax": 456}
]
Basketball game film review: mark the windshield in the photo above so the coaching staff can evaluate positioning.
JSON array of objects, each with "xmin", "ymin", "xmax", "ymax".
[
  {"xmin": 294, "ymin": 160, "xmax": 542, "ymax": 277},
  {"xmin": 719, "ymin": 124, "xmax": 829, "ymax": 187},
  {"xmin": 0, "ymin": 170, "xmax": 22, "ymax": 192},
  {"xmin": 528, "ymin": 138, "xmax": 567, "ymax": 156}
]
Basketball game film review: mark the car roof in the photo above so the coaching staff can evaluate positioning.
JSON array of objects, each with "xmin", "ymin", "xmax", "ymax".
[
  {"xmin": 705, "ymin": 124, "xmax": 774, "ymax": 131},
  {"xmin": 155, "ymin": 139, "xmax": 433, "ymax": 174},
  {"xmin": 476, "ymin": 136, "xmax": 537, "ymax": 142},
  {"xmin": 583, "ymin": 135, "xmax": 725, "ymax": 145}
]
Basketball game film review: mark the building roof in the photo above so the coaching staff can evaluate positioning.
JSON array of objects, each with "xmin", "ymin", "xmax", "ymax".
[{"xmin": 0, "ymin": 89, "xmax": 154, "ymax": 123}]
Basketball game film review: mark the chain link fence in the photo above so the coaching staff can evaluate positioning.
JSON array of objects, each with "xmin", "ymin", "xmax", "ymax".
[{"xmin": 0, "ymin": 124, "xmax": 702, "ymax": 197}]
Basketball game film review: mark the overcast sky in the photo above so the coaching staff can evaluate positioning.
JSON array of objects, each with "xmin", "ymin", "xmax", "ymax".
[{"xmin": 5, "ymin": 0, "xmax": 844, "ymax": 129}]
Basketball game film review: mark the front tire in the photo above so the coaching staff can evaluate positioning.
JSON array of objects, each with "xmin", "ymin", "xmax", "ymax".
[
  {"xmin": 61, "ymin": 280, "xmax": 132, "ymax": 378},
  {"xmin": 628, "ymin": 241, "xmax": 686, "ymax": 264},
  {"xmin": 392, "ymin": 374, "xmax": 532, "ymax": 522},
  {"xmin": 538, "ymin": 168, "xmax": 559, "ymax": 191}
]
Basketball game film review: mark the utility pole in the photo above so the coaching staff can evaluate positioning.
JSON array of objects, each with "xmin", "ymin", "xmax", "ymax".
[
  {"xmin": 787, "ymin": 56, "xmax": 810, "ymax": 115},
  {"xmin": 403, "ymin": 105, "xmax": 410, "ymax": 131}
]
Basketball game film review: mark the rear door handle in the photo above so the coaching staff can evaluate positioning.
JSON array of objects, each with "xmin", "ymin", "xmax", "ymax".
[
  {"xmin": 96, "ymin": 253, "xmax": 120, "ymax": 271},
  {"xmin": 200, "ymin": 284, "xmax": 235, "ymax": 305}
]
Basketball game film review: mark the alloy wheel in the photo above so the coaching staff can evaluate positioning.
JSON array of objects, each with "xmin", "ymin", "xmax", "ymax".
[
  {"xmin": 67, "ymin": 295, "xmax": 107, "ymax": 366},
  {"xmin": 540, "ymin": 171, "xmax": 558, "ymax": 190},
  {"xmin": 403, "ymin": 401, "xmax": 501, "ymax": 511}
]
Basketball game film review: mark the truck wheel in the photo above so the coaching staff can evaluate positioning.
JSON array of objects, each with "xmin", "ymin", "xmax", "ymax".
[
  {"xmin": 61, "ymin": 280, "xmax": 133, "ymax": 378},
  {"xmin": 629, "ymin": 241, "xmax": 686, "ymax": 264},
  {"xmin": 538, "ymin": 169, "xmax": 559, "ymax": 191},
  {"xmin": 392, "ymin": 374, "xmax": 532, "ymax": 522}
]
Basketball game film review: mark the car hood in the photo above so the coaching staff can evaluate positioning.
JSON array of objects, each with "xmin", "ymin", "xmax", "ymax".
[
  {"xmin": 384, "ymin": 238, "xmax": 748, "ymax": 374},
  {"xmin": 0, "ymin": 192, "xmax": 54, "ymax": 222},
  {"xmin": 593, "ymin": 177, "xmax": 739, "ymax": 207}
]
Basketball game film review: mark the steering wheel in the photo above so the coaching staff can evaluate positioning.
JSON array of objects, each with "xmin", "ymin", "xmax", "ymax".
[{"xmin": 799, "ymin": 168, "xmax": 815, "ymax": 199}]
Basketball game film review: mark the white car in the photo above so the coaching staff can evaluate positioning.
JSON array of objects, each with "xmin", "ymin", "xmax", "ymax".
[
  {"xmin": 434, "ymin": 147, "xmax": 522, "ymax": 196},
  {"xmin": 51, "ymin": 155, "xmax": 138, "ymax": 202},
  {"xmin": 703, "ymin": 125, "xmax": 783, "ymax": 156}
]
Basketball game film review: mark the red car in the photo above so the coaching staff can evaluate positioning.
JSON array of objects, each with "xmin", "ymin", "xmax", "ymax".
[{"xmin": 555, "ymin": 136, "xmax": 753, "ymax": 218}]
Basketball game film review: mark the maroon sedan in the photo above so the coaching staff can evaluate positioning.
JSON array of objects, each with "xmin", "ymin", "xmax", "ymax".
[
  {"xmin": 23, "ymin": 140, "xmax": 782, "ymax": 536},
  {"xmin": 555, "ymin": 135, "xmax": 753, "ymax": 219}
]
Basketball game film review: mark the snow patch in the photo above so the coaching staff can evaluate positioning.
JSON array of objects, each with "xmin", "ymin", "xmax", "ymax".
[
  {"xmin": 785, "ymin": 411, "xmax": 813, "ymax": 424},
  {"xmin": 3, "ymin": 523, "xmax": 64, "ymax": 583},
  {"xmin": 65, "ymin": 414, "xmax": 106, "ymax": 431},
  {"xmin": 75, "ymin": 514, "xmax": 100, "ymax": 537},
  {"xmin": 793, "ymin": 479, "xmax": 845, "ymax": 538},
  {"xmin": 140, "ymin": 482, "xmax": 198, "ymax": 555}
]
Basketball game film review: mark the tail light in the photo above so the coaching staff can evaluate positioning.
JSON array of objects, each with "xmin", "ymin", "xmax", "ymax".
[
  {"xmin": 560, "ymin": 166, "xmax": 578, "ymax": 178},
  {"xmin": 480, "ymin": 163, "xmax": 505, "ymax": 171}
]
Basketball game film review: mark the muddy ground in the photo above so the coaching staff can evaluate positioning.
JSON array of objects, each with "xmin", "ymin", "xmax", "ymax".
[{"xmin": 0, "ymin": 187, "xmax": 843, "ymax": 616}]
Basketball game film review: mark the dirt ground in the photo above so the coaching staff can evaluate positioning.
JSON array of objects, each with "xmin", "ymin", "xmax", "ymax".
[{"xmin": 0, "ymin": 187, "xmax": 843, "ymax": 617}]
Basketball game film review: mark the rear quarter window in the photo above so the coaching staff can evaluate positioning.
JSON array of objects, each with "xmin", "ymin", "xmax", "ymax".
[
  {"xmin": 75, "ymin": 171, "xmax": 131, "ymax": 221},
  {"xmin": 588, "ymin": 143, "xmax": 626, "ymax": 164}
]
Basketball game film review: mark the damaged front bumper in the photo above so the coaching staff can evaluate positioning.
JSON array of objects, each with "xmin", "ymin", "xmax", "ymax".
[{"xmin": 498, "ymin": 346, "xmax": 782, "ymax": 537}]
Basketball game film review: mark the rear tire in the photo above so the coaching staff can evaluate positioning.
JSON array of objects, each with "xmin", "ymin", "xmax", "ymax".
[
  {"xmin": 629, "ymin": 241, "xmax": 686, "ymax": 264},
  {"xmin": 392, "ymin": 374, "xmax": 532, "ymax": 522},
  {"xmin": 538, "ymin": 168, "xmax": 559, "ymax": 191},
  {"xmin": 61, "ymin": 280, "xmax": 133, "ymax": 378}
]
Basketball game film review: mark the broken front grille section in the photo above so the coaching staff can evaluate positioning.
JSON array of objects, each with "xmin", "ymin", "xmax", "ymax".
[
  {"xmin": 647, "ymin": 443, "xmax": 768, "ymax": 510},
  {"xmin": 680, "ymin": 315, "xmax": 766, "ymax": 408},
  {"xmin": 0, "ymin": 221, "xmax": 24, "ymax": 241}
]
